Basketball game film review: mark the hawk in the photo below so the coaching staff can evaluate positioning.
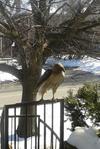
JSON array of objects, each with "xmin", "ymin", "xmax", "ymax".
[{"xmin": 37, "ymin": 63, "xmax": 65, "ymax": 100}]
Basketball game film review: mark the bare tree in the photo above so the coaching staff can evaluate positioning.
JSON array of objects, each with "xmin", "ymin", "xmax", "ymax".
[{"xmin": 0, "ymin": 0, "xmax": 100, "ymax": 137}]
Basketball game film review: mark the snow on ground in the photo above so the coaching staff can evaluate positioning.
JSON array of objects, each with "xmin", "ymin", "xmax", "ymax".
[
  {"xmin": 0, "ymin": 71, "xmax": 17, "ymax": 82},
  {"xmin": 45, "ymin": 56, "xmax": 81, "ymax": 68},
  {"xmin": 0, "ymin": 56, "xmax": 100, "ymax": 82},
  {"xmin": 67, "ymin": 127, "xmax": 100, "ymax": 149},
  {"xmin": 79, "ymin": 57, "xmax": 100, "ymax": 74},
  {"xmin": 46, "ymin": 56, "xmax": 100, "ymax": 74}
]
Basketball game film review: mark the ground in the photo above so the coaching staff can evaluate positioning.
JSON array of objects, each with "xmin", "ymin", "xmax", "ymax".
[{"xmin": 0, "ymin": 68, "xmax": 100, "ymax": 107}]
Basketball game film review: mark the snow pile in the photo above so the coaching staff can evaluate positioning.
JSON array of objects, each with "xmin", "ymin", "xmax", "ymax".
[
  {"xmin": 67, "ymin": 127, "xmax": 100, "ymax": 149},
  {"xmin": 80, "ymin": 57, "xmax": 100, "ymax": 74},
  {"xmin": 46, "ymin": 56, "xmax": 100, "ymax": 74},
  {"xmin": 46, "ymin": 56, "xmax": 81, "ymax": 68},
  {"xmin": 0, "ymin": 56, "xmax": 100, "ymax": 82},
  {"xmin": 0, "ymin": 68, "xmax": 45, "ymax": 82},
  {"xmin": 0, "ymin": 71, "xmax": 17, "ymax": 82}
]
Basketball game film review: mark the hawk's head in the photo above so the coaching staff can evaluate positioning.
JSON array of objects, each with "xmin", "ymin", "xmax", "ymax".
[{"xmin": 53, "ymin": 63, "xmax": 65, "ymax": 73}]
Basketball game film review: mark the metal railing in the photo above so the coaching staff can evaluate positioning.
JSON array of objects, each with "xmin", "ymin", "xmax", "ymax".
[{"xmin": 1, "ymin": 99, "xmax": 64, "ymax": 149}]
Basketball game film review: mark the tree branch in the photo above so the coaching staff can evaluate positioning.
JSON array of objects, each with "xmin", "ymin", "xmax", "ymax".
[
  {"xmin": 0, "ymin": 1, "xmax": 19, "ymax": 38},
  {"xmin": 0, "ymin": 1, "xmax": 14, "ymax": 29},
  {"xmin": 30, "ymin": 0, "xmax": 44, "ymax": 17},
  {"xmin": 47, "ymin": 2, "xmax": 68, "ymax": 22},
  {"xmin": 79, "ymin": 21, "xmax": 100, "ymax": 31},
  {"xmin": 2, "ymin": 1, "xmax": 32, "ymax": 12},
  {"xmin": 47, "ymin": 0, "xmax": 75, "ymax": 21}
]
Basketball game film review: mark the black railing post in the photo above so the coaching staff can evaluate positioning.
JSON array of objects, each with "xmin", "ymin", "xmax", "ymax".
[
  {"xmin": 60, "ymin": 100, "xmax": 64, "ymax": 149},
  {"xmin": 35, "ymin": 105, "xmax": 37, "ymax": 149},
  {"xmin": 25, "ymin": 105, "xmax": 27, "ymax": 149},
  {"xmin": 4, "ymin": 106, "xmax": 9, "ymax": 149},
  {"xmin": 1, "ymin": 110, "xmax": 4, "ymax": 149},
  {"xmin": 44, "ymin": 103, "xmax": 46, "ymax": 149},
  {"xmin": 51, "ymin": 100, "xmax": 54, "ymax": 149},
  {"xmin": 38, "ymin": 116, "xmax": 40, "ymax": 149},
  {"xmin": 14, "ymin": 107, "xmax": 16, "ymax": 149}
]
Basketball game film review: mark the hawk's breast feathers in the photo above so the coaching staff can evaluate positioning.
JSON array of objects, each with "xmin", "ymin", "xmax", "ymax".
[{"xmin": 37, "ymin": 63, "xmax": 65, "ymax": 98}]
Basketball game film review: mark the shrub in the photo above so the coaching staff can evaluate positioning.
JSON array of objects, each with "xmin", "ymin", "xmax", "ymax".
[
  {"xmin": 64, "ymin": 83, "xmax": 100, "ymax": 131},
  {"xmin": 77, "ymin": 83, "xmax": 98, "ymax": 103},
  {"xmin": 64, "ymin": 89, "xmax": 88, "ymax": 130}
]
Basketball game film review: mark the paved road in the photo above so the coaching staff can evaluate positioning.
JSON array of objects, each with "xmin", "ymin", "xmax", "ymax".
[
  {"xmin": 0, "ymin": 83, "xmax": 83, "ymax": 107},
  {"xmin": 0, "ymin": 90, "xmax": 22, "ymax": 107}
]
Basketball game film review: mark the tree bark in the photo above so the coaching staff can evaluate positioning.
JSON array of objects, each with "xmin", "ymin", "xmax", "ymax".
[{"xmin": 17, "ymin": 54, "xmax": 42, "ymax": 137}]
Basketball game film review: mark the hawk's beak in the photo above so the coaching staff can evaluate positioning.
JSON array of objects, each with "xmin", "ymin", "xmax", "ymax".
[{"xmin": 62, "ymin": 67, "xmax": 65, "ymax": 72}]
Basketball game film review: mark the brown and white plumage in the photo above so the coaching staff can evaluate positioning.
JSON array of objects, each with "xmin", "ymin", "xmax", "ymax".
[{"xmin": 37, "ymin": 63, "xmax": 65, "ymax": 100}]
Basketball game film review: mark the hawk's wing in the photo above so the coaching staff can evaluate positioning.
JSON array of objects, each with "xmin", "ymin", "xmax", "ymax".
[{"xmin": 37, "ymin": 69, "xmax": 52, "ymax": 88}]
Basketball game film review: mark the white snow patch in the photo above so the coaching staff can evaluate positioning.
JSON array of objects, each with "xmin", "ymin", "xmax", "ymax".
[
  {"xmin": 0, "ymin": 71, "xmax": 17, "ymax": 82},
  {"xmin": 46, "ymin": 56, "xmax": 100, "ymax": 74},
  {"xmin": 45, "ymin": 56, "xmax": 81, "ymax": 68},
  {"xmin": 67, "ymin": 127, "xmax": 100, "ymax": 149},
  {"xmin": 80, "ymin": 57, "xmax": 100, "ymax": 74},
  {"xmin": 41, "ymin": 68, "xmax": 45, "ymax": 75},
  {"xmin": 0, "ymin": 56, "xmax": 100, "ymax": 82}
]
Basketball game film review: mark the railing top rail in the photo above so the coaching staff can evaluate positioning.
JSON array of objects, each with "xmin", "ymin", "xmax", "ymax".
[
  {"xmin": 8, "ymin": 114, "xmax": 40, "ymax": 118},
  {"xmin": 4, "ymin": 99, "xmax": 64, "ymax": 108}
]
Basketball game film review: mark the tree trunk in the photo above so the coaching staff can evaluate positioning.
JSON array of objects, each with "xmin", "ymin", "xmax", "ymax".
[{"xmin": 17, "ymin": 63, "xmax": 42, "ymax": 138}]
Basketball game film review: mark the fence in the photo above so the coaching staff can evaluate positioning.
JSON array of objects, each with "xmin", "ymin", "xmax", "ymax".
[{"xmin": 1, "ymin": 99, "xmax": 64, "ymax": 149}]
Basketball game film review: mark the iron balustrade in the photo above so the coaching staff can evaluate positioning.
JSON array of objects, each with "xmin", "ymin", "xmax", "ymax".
[{"xmin": 1, "ymin": 99, "xmax": 64, "ymax": 149}]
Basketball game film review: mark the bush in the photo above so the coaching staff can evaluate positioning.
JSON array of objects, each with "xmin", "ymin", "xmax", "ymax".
[
  {"xmin": 64, "ymin": 83, "xmax": 100, "ymax": 130},
  {"xmin": 64, "ymin": 89, "xmax": 88, "ymax": 130},
  {"xmin": 77, "ymin": 83, "xmax": 98, "ymax": 103}
]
